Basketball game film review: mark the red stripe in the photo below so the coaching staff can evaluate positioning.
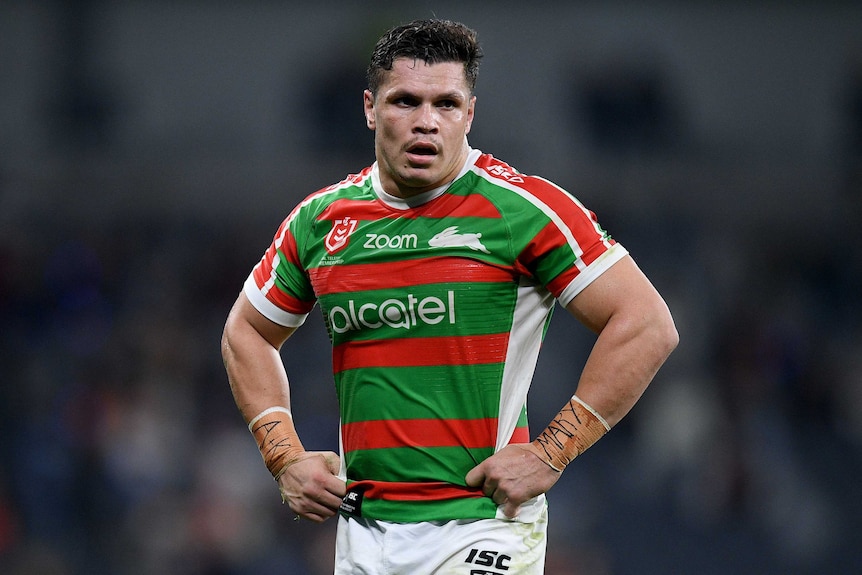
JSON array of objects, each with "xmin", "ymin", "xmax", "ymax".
[
  {"xmin": 545, "ymin": 267, "xmax": 580, "ymax": 300},
  {"xmin": 348, "ymin": 480, "xmax": 484, "ymax": 502},
  {"xmin": 309, "ymin": 257, "xmax": 515, "ymax": 296},
  {"xmin": 578, "ymin": 234, "xmax": 617, "ymax": 267},
  {"xmin": 333, "ymin": 333, "xmax": 509, "ymax": 371},
  {"xmin": 518, "ymin": 222, "xmax": 568, "ymax": 270},
  {"xmin": 317, "ymin": 186, "xmax": 502, "ymax": 221},
  {"xmin": 508, "ymin": 425, "xmax": 530, "ymax": 444},
  {"xmin": 415, "ymin": 192, "xmax": 503, "ymax": 219},
  {"xmin": 344, "ymin": 424, "xmax": 530, "ymax": 502},
  {"xmin": 318, "ymin": 198, "xmax": 398, "ymax": 221},
  {"xmin": 264, "ymin": 285, "xmax": 315, "ymax": 314},
  {"xmin": 343, "ymin": 418, "xmax": 497, "ymax": 451}
]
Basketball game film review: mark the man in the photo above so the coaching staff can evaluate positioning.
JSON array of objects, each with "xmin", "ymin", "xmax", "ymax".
[{"xmin": 222, "ymin": 18, "xmax": 678, "ymax": 574}]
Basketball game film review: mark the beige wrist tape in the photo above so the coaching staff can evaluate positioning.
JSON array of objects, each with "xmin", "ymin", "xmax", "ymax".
[
  {"xmin": 528, "ymin": 395, "xmax": 611, "ymax": 472},
  {"xmin": 248, "ymin": 407, "xmax": 305, "ymax": 479}
]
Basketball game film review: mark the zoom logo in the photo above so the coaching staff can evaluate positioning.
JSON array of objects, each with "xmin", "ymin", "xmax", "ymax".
[
  {"xmin": 465, "ymin": 548, "xmax": 511, "ymax": 574},
  {"xmin": 362, "ymin": 232, "xmax": 419, "ymax": 250}
]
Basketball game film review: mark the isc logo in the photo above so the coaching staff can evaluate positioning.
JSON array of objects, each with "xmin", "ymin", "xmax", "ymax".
[{"xmin": 465, "ymin": 548, "xmax": 511, "ymax": 574}]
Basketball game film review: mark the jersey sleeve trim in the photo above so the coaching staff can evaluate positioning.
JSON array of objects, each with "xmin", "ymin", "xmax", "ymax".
[
  {"xmin": 243, "ymin": 273, "xmax": 309, "ymax": 328},
  {"xmin": 557, "ymin": 243, "xmax": 629, "ymax": 307}
]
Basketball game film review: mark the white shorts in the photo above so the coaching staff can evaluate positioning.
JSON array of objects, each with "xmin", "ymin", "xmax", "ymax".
[{"xmin": 334, "ymin": 506, "xmax": 548, "ymax": 575}]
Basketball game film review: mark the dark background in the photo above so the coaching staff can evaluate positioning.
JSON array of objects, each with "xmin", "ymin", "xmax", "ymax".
[{"xmin": 1, "ymin": 1, "xmax": 861, "ymax": 573}]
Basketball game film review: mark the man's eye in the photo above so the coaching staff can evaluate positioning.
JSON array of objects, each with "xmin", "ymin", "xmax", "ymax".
[{"xmin": 438, "ymin": 100, "xmax": 457, "ymax": 108}]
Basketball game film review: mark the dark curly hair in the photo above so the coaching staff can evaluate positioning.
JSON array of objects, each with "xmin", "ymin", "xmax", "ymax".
[{"xmin": 366, "ymin": 19, "xmax": 483, "ymax": 95}]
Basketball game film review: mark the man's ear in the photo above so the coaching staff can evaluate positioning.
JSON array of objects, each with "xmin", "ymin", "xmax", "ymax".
[
  {"xmin": 363, "ymin": 90, "xmax": 376, "ymax": 130},
  {"xmin": 464, "ymin": 95, "xmax": 476, "ymax": 135}
]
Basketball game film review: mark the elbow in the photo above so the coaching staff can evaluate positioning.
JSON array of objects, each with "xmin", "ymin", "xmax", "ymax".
[
  {"xmin": 663, "ymin": 318, "xmax": 680, "ymax": 358},
  {"xmin": 653, "ymin": 304, "xmax": 679, "ymax": 361}
]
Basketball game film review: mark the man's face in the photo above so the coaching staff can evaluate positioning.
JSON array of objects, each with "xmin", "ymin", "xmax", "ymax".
[{"xmin": 364, "ymin": 58, "xmax": 475, "ymax": 198}]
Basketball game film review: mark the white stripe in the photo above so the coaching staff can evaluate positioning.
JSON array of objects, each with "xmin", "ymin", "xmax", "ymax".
[
  {"xmin": 495, "ymin": 278, "xmax": 555, "ymax": 451},
  {"xmin": 556, "ymin": 243, "xmax": 628, "ymax": 307},
  {"xmin": 243, "ymin": 273, "xmax": 309, "ymax": 327},
  {"xmin": 247, "ymin": 406, "xmax": 292, "ymax": 432},
  {"xmin": 261, "ymin": 252, "xmax": 280, "ymax": 295}
]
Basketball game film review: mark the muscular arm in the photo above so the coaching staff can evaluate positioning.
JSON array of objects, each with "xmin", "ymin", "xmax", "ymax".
[
  {"xmin": 466, "ymin": 255, "xmax": 678, "ymax": 516},
  {"xmin": 222, "ymin": 292, "xmax": 345, "ymax": 522},
  {"xmin": 222, "ymin": 292, "xmax": 297, "ymax": 421},
  {"xmin": 563, "ymin": 254, "xmax": 679, "ymax": 427}
]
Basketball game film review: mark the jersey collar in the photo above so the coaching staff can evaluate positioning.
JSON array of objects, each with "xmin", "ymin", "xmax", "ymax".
[{"xmin": 371, "ymin": 148, "xmax": 482, "ymax": 210}]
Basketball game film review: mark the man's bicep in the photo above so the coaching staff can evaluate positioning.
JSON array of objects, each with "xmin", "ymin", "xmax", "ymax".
[
  {"xmin": 563, "ymin": 255, "xmax": 658, "ymax": 333},
  {"xmin": 226, "ymin": 291, "xmax": 298, "ymax": 350}
]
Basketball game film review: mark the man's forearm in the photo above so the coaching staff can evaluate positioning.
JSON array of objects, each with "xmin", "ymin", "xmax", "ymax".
[
  {"xmin": 531, "ymin": 272, "xmax": 678, "ymax": 471},
  {"xmin": 526, "ymin": 395, "xmax": 610, "ymax": 472},
  {"xmin": 526, "ymin": 318, "xmax": 675, "ymax": 472},
  {"xmin": 222, "ymin": 303, "xmax": 295, "ymax": 423},
  {"xmin": 573, "ymin": 305, "xmax": 678, "ymax": 428},
  {"xmin": 222, "ymin": 298, "xmax": 307, "ymax": 479}
]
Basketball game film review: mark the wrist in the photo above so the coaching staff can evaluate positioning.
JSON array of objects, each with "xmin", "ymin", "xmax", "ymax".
[
  {"xmin": 248, "ymin": 406, "xmax": 306, "ymax": 479},
  {"xmin": 530, "ymin": 395, "xmax": 611, "ymax": 472}
]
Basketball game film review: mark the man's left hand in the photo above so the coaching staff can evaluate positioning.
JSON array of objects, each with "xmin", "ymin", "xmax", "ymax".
[{"xmin": 465, "ymin": 444, "xmax": 561, "ymax": 518}]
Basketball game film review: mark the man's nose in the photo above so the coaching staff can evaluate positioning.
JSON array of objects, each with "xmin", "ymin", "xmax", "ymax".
[{"xmin": 415, "ymin": 104, "xmax": 439, "ymax": 133}]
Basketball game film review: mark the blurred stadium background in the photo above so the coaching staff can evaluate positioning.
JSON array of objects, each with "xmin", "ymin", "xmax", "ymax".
[{"xmin": 1, "ymin": 1, "xmax": 861, "ymax": 573}]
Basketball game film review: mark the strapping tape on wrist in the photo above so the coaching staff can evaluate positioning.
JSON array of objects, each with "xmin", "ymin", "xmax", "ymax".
[
  {"xmin": 248, "ymin": 407, "xmax": 305, "ymax": 479},
  {"xmin": 529, "ymin": 395, "xmax": 611, "ymax": 472}
]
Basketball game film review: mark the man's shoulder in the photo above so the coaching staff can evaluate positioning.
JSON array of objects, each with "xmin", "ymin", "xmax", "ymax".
[
  {"xmin": 292, "ymin": 164, "xmax": 376, "ymax": 211},
  {"xmin": 468, "ymin": 153, "xmax": 574, "ymax": 208},
  {"xmin": 472, "ymin": 152, "xmax": 522, "ymax": 181},
  {"xmin": 470, "ymin": 153, "xmax": 554, "ymax": 193},
  {"xmin": 321, "ymin": 164, "xmax": 375, "ymax": 194}
]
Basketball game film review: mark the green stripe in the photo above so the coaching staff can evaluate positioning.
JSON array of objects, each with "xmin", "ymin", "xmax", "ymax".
[
  {"xmin": 533, "ymin": 243, "xmax": 582, "ymax": 282},
  {"xmin": 337, "ymin": 364, "xmax": 505, "ymax": 422},
  {"xmin": 348, "ymin": 493, "xmax": 498, "ymax": 523},
  {"xmin": 517, "ymin": 407, "xmax": 529, "ymax": 428},
  {"xmin": 274, "ymin": 252, "xmax": 315, "ymax": 301}
]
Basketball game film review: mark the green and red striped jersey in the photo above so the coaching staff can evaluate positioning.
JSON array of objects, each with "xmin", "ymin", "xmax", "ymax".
[{"xmin": 244, "ymin": 149, "xmax": 627, "ymax": 523}]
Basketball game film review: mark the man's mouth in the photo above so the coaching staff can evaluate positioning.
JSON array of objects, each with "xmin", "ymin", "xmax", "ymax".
[
  {"xmin": 406, "ymin": 142, "xmax": 438, "ymax": 156},
  {"xmin": 405, "ymin": 143, "xmax": 438, "ymax": 167}
]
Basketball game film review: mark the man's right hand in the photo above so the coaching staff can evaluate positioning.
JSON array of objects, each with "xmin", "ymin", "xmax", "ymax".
[{"xmin": 277, "ymin": 451, "xmax": 345, "ymax": 523}]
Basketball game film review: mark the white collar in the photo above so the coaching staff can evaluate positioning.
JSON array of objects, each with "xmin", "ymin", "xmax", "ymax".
[{"xmin": 371, "ymin": 148, "xmax": 482, "ymax": 210}]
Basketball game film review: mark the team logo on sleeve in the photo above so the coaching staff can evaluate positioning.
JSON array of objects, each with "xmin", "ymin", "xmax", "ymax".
[{"xmin": 325, "ymin": 217, "xmax": 358, "ymax": 254}]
